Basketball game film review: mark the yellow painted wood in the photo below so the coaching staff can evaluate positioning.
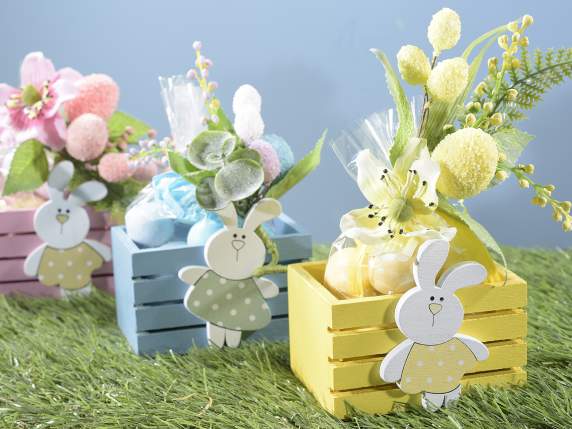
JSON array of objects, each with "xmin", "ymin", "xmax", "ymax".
[
  {"xmin": 330, "ymin": 339, "xmax": 527, "ymax": 391},
  {"xmin": 329, "ymin": 367, "xmax": 527, "ymax": 419},
  {"xmin": 329, "ymin": 309, "xmax": 527, "ymax": 360}
]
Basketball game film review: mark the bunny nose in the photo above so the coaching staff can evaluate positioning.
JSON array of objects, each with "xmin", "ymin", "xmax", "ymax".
[
  {"xmin": 56, "ymin": 214, "xmax": 69, "ymax": 224},
  {"xmin": 429, "ymin": 303, "xmax": 442, "ymax": 315},
  {"xmin": 232, "ymin": 240, "xmax": 245, "ymax": 251}
]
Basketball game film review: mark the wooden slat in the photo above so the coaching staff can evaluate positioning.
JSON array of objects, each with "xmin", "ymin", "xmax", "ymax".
[
  {"xmin": 329, "ymin": 367, "xmax": 527, "ymax": 419},
  {"xmin": 330, "ymin": 339, "xmax": 527, "ymax": 391},
  {"xmin": 0, "ymin": 258, "xmax": 113, "ymax": 283},
  {"xmin": 330, "ymin": 309, "xmax": 527, "ymax": 360},
  {"xmin": 130, "ymin": 316, "xmax": 289, "ymax": 355},
  {"xmin": 0, "ymin": 208, "xmax": 109, "ymax": 234},
  {"xmin": 134, "ymin": 290, "xmax": 289, "ymax": 332}
]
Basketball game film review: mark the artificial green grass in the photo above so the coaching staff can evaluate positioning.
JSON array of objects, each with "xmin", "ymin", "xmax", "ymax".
[{"xmin": 0, "ymin": 246, "xmax": 571, "ymax": 428}]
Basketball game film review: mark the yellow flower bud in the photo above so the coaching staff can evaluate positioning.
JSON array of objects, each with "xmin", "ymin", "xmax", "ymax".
[
  {"xmin": 545, "ymin": 184, "xmax": 556, "ymax": 192},
  {"xmin": 553, "ymin": 210, "xmax": 563, "ymax": 222},
  {"xmin": 396, "ymin": 45, "xmax": 431, "ymax": 85},
  {"xmin": 520, "ymin": 36, "xmax": 529, "ymax": 47},
  {"xmin": 531, "ymin": 196, "xmax": 540, "ymax": 206},
  {"xmin": 498, "ymin": 35, "xmax": 509, "ymax": 50},
  {"xmin": 427, "ymin": 57, "xmax": 469, "ymax": 102},
  {"xmin": 539, "ymin": 197, "xmax": 547, "ymax": 207},
  {"xmin": 427, "ymin": 8, "xmax": 462, "ymax": 54},
  {"xmin": 465, "ymin": 113, "xmax": 476, "ymax": 126},
  {"xmin": 511, "ymin": 33, "xmax": 521, "ymax": 43},
  {"xmin": 487, "ymin": 57, "xmax": 498, "ymax": 73},
  {"xmin": 563, "ymin": 220, "xmax": 572, "ymax": 232},
  {"xmin": 521, "ymin": 15, "xmax": 534, "ymax": 30},
  {"xmin": 490, "ymin": 112, "xmax": 503, "ymax": 126},
  {"xmin": 472, "ymin": 102, "xmax": 481, "ymax": 111},
  {"xmin": 498, "ymin": 152, "xmax": 507, "ymax": 162},
  {"xmin": 562, "ymin": 201, "xmax": 572, "ymax": 213},
  {"xmin": 507, "ymin": 21, "xmax": 519, "ymax": 33},
  {"xmin": 475, "ymin": 82, "xmax": 487, "ymax": 96},
  {"xmin": 210, "ymin": 98, "xmax": 221, "ymax": 110},
  {"xmin": 524, "ymin": 163, "xmax": 535, "ymax": 174},
  {"xmin": 518, "ymin": 179, "xmax": 530, "ymax": 188},
  {"xmin": 507, "ymin": 88, "xmax": 518, "ymax": 101},
  {"xmin": 495, "ymin": 170, "xmax": 509, "ymax": 181},
  {"xmin": 483, "ymin": 101, "xmax": 494, "ymax": 112},
  {"xmin": 511, "ymin": 58, "xmax": 521, "ymax": 69}
]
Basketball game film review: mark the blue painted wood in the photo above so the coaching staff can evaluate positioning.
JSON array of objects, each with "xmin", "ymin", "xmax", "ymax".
[
  {"xmin": 131, "ymin": 272, "xmax": 288, "ymax": 306},
  {"xmin": 135, "ymin": 317, "xmax": 289, "ymax": 355},
  {"xmin": 134, "ymin": 290, "xmax": 289, "ymax": 332}
]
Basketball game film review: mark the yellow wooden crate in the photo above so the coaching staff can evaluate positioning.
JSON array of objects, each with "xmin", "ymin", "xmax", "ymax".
[{"xmin": 288, "ymin": 260, "xmax": 527, "ymax": 418}]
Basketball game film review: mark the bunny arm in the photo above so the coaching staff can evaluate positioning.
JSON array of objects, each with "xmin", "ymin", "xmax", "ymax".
[
  {"xmin": 179, "ymin": 266, "xmax": 209, "ymax": 286},
  {"xmin": 456, "ymin": 334, "xmax": 489, "ymax": 361},
  {"xmin": 255, "ymin": 277, "xmax": 279, "ymax": 299},
  {"xmin": 84, "ymin": 239, "xmax": 112, "ymax": 262},
  {"xmin": 23, "ymin": 244, "xmax": 48, "ymax": 277},
  {"xmin": 379, "ymin": 339, "xmax": 414, "ymax": 383}
]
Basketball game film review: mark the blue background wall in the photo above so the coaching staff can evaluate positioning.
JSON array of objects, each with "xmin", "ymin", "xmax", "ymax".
[{"xmin": 1, "ymin": 1, "xmax": 571, "ymax": 247}]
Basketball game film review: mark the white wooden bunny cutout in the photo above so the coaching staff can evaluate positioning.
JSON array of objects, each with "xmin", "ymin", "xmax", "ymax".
[
  {"xmin": 179, "ymin": 198, "xmax": 282, "ymax": 348},
  {"xmin": 24, "ymin": 161, "xmax": 111, "ymax": 297},
  {"xmin": 379, "ymin": 239, "xmax": 489, "ymax": 411}
]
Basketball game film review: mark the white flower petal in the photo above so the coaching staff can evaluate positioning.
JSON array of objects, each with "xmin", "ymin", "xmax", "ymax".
[
  {"xmin": 20, "ymin": 52, "xmax": 56, "ymax": 88},
  {"xmin": 233, "ymin": 107, "xmax": 264, "ymax": 143},
  {"xmin": 356, "ymin": 150, "xmax": 391, "ymax": 205},
  {"xmin": 232, "ymin": 84, "xmax": 262, "ymax": 114}
]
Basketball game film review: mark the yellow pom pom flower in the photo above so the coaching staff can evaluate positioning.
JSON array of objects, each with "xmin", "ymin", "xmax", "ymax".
[
  {"xmin": 396, "ymin": 45, "xmax": 431, "ymax": 85},
  {"xmin": 427, "ymin": 8, "xmax": 461, "ymax": 54},
  {"xmin": 427, "ymin": 57, "xmax": 469, "ymax": 102},
  {"xmin": 432, "ymin": 128, "xmax": 499, "ymax": 199}
]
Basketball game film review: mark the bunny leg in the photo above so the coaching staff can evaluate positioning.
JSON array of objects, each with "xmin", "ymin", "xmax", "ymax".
[
  {"xmin": 444, "ymin": 385, "xmax": 462, "ymax": 408},
  {"xmin": 206, "ymin": 322, "xmax": 225, "ymax": 348},
  {"xmin": 225, "ymin": 329, "xmax": 242, "ymax": 348},
  {"xmin": 421, "ymin": 392, "xmax": 445, "ymax": 412},
  {"xmin": 59, "ymin": 284, "xmax": 92, "ymax": 300}
]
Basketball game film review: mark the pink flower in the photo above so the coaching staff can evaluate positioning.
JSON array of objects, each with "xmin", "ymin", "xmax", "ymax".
[
  {"xmin": 98, "ymin": 153, "xmax": 132, "ymax": 183},
  {"xmin": 0, "ymin": 52, "xmax": 81, "ymax": 150}
]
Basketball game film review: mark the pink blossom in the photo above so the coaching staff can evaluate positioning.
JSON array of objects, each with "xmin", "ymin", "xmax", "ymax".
[{"xmin": 0, "ymin": 52, "xmax": 81, "ymax": 150}]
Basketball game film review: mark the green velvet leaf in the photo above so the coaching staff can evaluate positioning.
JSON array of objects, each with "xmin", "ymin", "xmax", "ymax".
[
  {"xmin": 214, "ymin": 159, "xmax": 264, "ymax": 201},
  {"xmin": 266, "ymin": 130, "xmax": 326, "ymax": 200},
  {"xmin": 2, "ymin": 140, "xmax": 49, "ymax": 195},
  {"xmin": 168, "ymin": 150, "xmax": 198, "ymax": 176},
  {"xmin": 492, "ymin": 128, "xmax": 534, "ymax": 167},
  {"xmin": 107, "ymin": 111, "xmax": 151, "ymax": 143},
  {"xmin": 188, "ymin": 130, "xmax": 236, "ymax": 170},
  {"xmin": 183, "ymin": 170, "xmax": 216, "ymax": 186},
  {"xmin": 370, "ymin": 49, "xmax": 414, "ymax": 165},
  {"xmin": 196, "ymin": 176, "xmax": 229, "ymax": 210},
  {"xmin": 226, "ymin": 148, "xmax": 262, "ymax": 164}
]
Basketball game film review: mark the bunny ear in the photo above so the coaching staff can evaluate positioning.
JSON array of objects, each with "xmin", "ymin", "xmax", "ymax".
[
  {"xmin": 438, "ymin": 262, "xmax": 487, "ymax": 293},
  {"xmin": 413, "ymin": 239, "xmax": 449, "ymax": 289},
  {"xmin": 216, "ymin": 203, "xmax": 238, "ymax": 228},
  {"xmin": 68, "ymin": 181, "xmax": 107, "ymax": 206},
  {"xmin": 47, "ymin": 161, "xmax": 74, "ymax": 200},
  {"xmin": 243, "ymin": 198, "xmax": 282, "ymax": 231}
]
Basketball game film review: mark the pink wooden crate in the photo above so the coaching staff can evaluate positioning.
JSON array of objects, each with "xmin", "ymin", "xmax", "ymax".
[{"xmin": 0, "ymin": 207, "xmax": 115, "ymax": 297}]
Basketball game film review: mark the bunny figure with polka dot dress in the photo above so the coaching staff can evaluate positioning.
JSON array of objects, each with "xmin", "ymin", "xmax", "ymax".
[
  {"xmin": 379, "ymin": 239, "xmax": 489, "ymax": 411},
  {"xmin": 179, "ymin": 198, "xmax": 282, "ymax": 348},
  {"xmin": 24, "ymin": 161, "xmax": 111, "ymax": 297}
]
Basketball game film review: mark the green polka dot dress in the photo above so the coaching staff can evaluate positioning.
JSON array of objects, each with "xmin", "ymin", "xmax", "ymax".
[{"xmin": 186, "ymin": 270, "xmax": 271, "ymax": 331}]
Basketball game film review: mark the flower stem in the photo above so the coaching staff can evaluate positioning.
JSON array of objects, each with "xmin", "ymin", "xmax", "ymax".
[{"xmin": 255, "ymin": 225, "xmax": 280, "ymax": 266}]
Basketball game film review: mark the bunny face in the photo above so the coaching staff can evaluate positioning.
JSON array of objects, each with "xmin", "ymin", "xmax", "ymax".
[
  {"xmin": 204, "ymin": 198, "xmax": 282, "ymax": 280},
  {"xmin": 395, "ymin": 239, "xmax": 487, "ymax": 346},
  {"xmin": 33, "ymin": 161, "xmax": 108, "ymax": 249}
]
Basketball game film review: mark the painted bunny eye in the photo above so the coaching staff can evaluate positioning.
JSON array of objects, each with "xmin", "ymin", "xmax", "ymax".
[
  {"xmin": 233, "ymin": 233, "xmax": 237, "ymax": 238},
  {"xmin": 66, "ymin": 209, "xmax": 70, "ymax": 214},
  {"xmin": 241, "ymin": 234, "xmax": 246, "ymax": 239},
  {"xmin": 430, "ymin": 296, "xmax": 435, "ymax": 301},
  {"xmin": 439, "ymin": 297, "xmax": 444, "ymax": 302},
  {"xmin": 57, "ymin": 208, "xmax": 62, "ymax": 213}
]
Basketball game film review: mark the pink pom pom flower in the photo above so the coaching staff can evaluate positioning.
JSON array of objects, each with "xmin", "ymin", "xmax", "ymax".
[
  {"xmin": 248, "ymin": 139, "xmax": 280, "ymax": 185},
  {"xmin": 65, "ymin": 74, "xmax": 119, "ymax": 121},
  {"xmin": 98, "ymin": 153, "xmax": 132, "ymax": 183},
  {"xmin": 132, "ymin": 162, "xmax": 158, "ymax": 182},
  {"xmin": 66, "ymin": 113, "xmax": 108, "ymax": 161}
]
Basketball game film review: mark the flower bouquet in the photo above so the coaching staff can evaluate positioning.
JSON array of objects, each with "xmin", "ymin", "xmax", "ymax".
[
  {"xmin": 0, "ymin": 52, "xmax": 157, "ymax": 220},
  {"xmin": 325, "ymin": 8, "xmax": 572, "ymax": 297}
]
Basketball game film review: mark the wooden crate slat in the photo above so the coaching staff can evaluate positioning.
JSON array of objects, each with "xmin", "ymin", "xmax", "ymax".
[
  {"xmin": 134, "ymin": 290, "xmax": 289, "ymax": 332},
  {"xmin": 330, "ymin": 309, "xmax": 527, "ymax": 360},
  {"xmin": 330, "ymin": 339, "xmax": 527, "ymax": 392},
  {"xmin": 329, "ymin": 367, "xmax": 527, "ymax": 419},
  {"xmin": 130, "ymin": 272, "xmax": 289, "ymax": 306},
  {"xmin": 131, "ymin": 316, "xmax": 289, "ymax": 355}
]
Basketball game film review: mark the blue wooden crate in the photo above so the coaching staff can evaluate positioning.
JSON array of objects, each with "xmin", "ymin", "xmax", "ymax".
[{"xmin": 112, "ymin": 215, "xmax": 312, "ymax": 355}]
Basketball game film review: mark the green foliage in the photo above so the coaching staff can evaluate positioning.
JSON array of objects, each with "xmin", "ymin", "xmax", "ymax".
[
  {"xmin": 492, "ymin": 47, "xmax": 572, "ymax": 124},
  {"xmin": 266, "ymin": 130, "xmax": 326, "ymax": 200},
  {"xmin": 370, "ymin": 49, "xmax": 414, "ymax": 164},
  {"xmin": 1, "ymin": 246, "xmax": 572, "ymax": 428},
  {"xmin": 2, "ymin": 139, "xmax": 49, "ymax": 195},
  {"xmin": 107, "ymin": 111, "xmax": 151, "ymax": 143},
  {"xmin": 187, "ymin": 130, "xmax": 236, "ymax": 170},
  {"xmin": 492, "ymin": 128, "xmax": 534, "ymax": 167},
  {"xmin": 214, "ymin": 159, "xmax": 264, "ymax": 202},
  {"xmin": 167, "ymin": 150, "xmax": 198, "ymax": 177},
  {"xmin": 207, "ymin": 106, "xmax": 234, "ymax": 133}
]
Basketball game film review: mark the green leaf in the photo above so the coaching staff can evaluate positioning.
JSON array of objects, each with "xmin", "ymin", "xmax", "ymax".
[
  {"xmin": 492, "ymin": 128, "xmax": 534, "ymax": 166},
  {"xmin": 266, "ymin": 130, "xmax": 326, "ymax": 200},
  {"xmin": 214, "ymin": 159, "xmax": 264, "ymax": 201},
  {"xmin": 370, "ymin": 49, "xmax": 414, "ymax": 165},
  {"xmin": 439, "ymin": 196, "xmax": 507, "ymax": 282},
  {"xmin": 188, "ymin": 130, "xmax": 236, "ymax": 170},
  {"xmin": 196, "ymin": 176, "xmax": 229, "ymax": 210},
  {"xmin": 3, "ymin": 140, "xmax": 49, "ymax": 195},
  {"xmin": 207, "ymin": 106, "xmax": 234, "ymax": 133},
  {"xmin": 183, "ymin": 170, "xmax": 216, "ymax": 186},
  {"xmin": 226, "ymin": 148, "xmax": 261, "ymax": 164},
  {"xmin": 107, "ymin": 111, "xmax": 151, "ymax": 143},
  {"xmin": 168, "ymin": 150, "xmax": 198, "ymax": 176},
  {"xmin": 461, "ymin": 23, "xmax": 508, "ymax": 60}
]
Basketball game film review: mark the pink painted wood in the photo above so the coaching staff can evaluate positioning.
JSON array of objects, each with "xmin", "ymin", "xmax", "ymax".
[{"xmin": 0, "ymin": 275, "xmax": 115, "ymax": 298}]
